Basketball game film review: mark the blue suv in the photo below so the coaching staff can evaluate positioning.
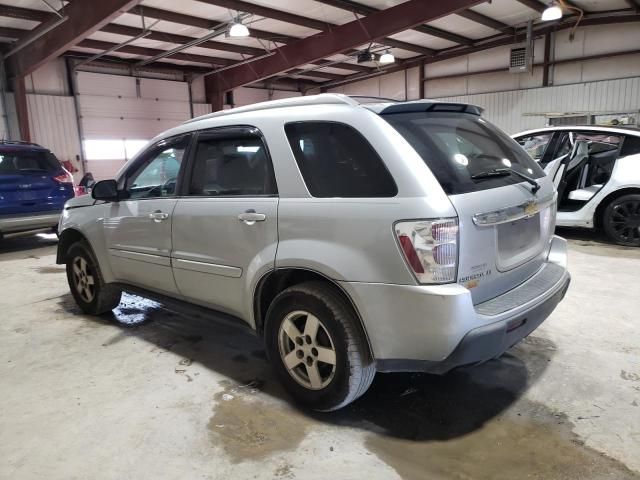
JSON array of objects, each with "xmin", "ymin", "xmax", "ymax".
[{"xmin": 0, "ymin": 141, "xmax": 75, "ymax": 238}]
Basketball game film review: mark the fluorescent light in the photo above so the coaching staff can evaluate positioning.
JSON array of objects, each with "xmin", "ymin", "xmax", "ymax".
[
  {"xmin": 229, "ymin": 21, "xmax": 249, "ymax": 37},
  {"xmin": 541, "ymin": 4, "xmax": 562, "ymax": 21},
  {"xmin": 379, "ymin": 50, "xmax": 395, "ymax": 64}
]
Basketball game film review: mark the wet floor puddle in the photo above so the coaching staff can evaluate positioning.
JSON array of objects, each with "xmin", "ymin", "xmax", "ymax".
[
  {"xmin": 208, "ymin": 379, "xmax": 311, "ymax": 463},
  {"xmin": 365, "ymin": 406, "xmax": 638, "ymax": 480}
]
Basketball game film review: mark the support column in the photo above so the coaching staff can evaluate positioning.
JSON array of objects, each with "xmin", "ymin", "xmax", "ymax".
[
  {"xmin": 542, "ymin": 32, "xmax": 552, "ymax": 87},
  {"xmin": 13, "ymin": 75, "xmax": 30, "ymax": 142},
  {"xmin": 419, "ymin": 59, "xmax": 425, "ymax": 99},
  {"xmin": 204, "ymin": 75, "xmax": 224, "ymax": 112}
]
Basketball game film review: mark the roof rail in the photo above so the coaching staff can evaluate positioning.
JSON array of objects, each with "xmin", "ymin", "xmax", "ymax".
[{"xmin": 184, "ymin": 93, "xmax": 360, "ymax": 124}]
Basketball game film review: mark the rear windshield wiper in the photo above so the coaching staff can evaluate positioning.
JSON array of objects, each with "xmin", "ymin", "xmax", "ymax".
[{"xmin": 471, "ymin": 168, "xmax": 540, "ymax": 194}]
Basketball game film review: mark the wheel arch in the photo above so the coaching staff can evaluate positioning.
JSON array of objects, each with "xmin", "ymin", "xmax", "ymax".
[
  {"xmin": 594, "ymin": 187, "xmax": 640, "ymax": 230},
  {"xmin": 56, "ymin": 228, "xmax": 89, "ymax": 264},
  {"xmin": 253, "ymin": 267, "xmax": 374, "ymax": 358}
]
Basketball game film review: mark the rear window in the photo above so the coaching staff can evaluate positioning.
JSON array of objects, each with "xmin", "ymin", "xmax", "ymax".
[
  {"xmin": 0, "ymin": 150, "xmax": 60, "ymax": 175},
  {"xmin": 285, "ymin": 121, "xmax": 397, "ymax": 198},
  {"xmin": 382, "ymin": 112, "xmax": 545, "ymax": 195}
]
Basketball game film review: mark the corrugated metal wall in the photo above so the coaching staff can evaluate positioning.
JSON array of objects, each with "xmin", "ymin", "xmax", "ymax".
[
  {"xmin": 435, "ymin": 77, "xmax": 640, "ymax": 134},
  {"xmin": 27, "ymin": 94, "xmax": 82, "ymax": 178}
]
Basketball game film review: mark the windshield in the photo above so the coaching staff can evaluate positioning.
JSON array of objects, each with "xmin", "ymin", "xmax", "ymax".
[
  {"xmin": 382, "ymin": 112, "xmax": 545, "ymax": 194},
  {"xmin": 0, "ymin": 150, "xmax": 60, "ymax": 175}
]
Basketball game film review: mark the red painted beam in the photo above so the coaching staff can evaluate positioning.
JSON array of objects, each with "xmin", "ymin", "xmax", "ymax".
[
  {"xmin": 7, "ymin": 0, "xmax": 140, "ymax": 77},
  {"xmin": 207, "ymin": 0, "xmax": 482, "ymax": 91},
  {"xmin": 13, "ymin": 76, "xmax": 30, "ymax": 142}
]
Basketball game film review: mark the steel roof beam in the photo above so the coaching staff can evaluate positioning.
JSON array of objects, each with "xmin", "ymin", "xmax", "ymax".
[
  {"xmin": 456, "ymin": 9, "xmax": 514, "ymax": 33},
  {"xmin": 318, "ymin": 12, "xmax": 640, "ymax": 90},
  {"xmin": 0, "ymin": 4, "xmax": 368, "ymax": 76},
  {"xmin": 312, "ymin": 0, "xmax": 473, "ymax": 44},
  {"xmin": 6, "ymin": 0, "xmax": 141, "ymax": 77},
  {"xmin": 195, "ymin": 0, "xmax": 441, "ymax": 53},
  {"xmin": 205, "ymin": 0, "xmax": 483, "ymax": 91}
]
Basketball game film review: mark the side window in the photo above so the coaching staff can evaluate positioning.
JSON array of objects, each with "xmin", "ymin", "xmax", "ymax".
[
  {"xmin": 574, "ymin": 131, "xmax": 622, "ymax": 154},
  {"xmin": 126, "ymin": 136, "xmax": 189, "ymax": 199},
  {"xmin": 515, "ymin": 133, "xmax": 553, "ymax": 162},
  {"xmin": 620, "ymin": 135, "xmax": 640, "ymax": 157},
  {"xmin": 284, "ymin": 122, "xmax": 397, "ymax": 198},
  {"xmin": 188, "ymin": 131, "xmax": 277, "ymax": 196}
]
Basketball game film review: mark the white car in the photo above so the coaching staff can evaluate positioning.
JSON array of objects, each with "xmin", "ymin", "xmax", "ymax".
[{"xmin": 514, "ymin": 126, "xmax": 640, "ymax": 246}]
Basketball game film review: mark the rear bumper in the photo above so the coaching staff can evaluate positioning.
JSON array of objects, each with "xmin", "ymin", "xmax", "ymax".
[
  {"xmin": 340, "ymin": 235, "xmax": 570, "ymax": 374},
  {"xmin": 0, "ymin": 211, "xmax": 61, "ymax": 234}
]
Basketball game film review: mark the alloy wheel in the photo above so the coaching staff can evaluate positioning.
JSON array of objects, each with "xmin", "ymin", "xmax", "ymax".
[
  {"xmin": 277, "ymin": 310, "xmax": 337, "ymax": 390},
  {"xmin": 72, "ymin": 256, "xmax": 96, "ymax": 303},
  {"xmin": 609, "ymin": 199, "xmax": 640, "ymax": 244}
]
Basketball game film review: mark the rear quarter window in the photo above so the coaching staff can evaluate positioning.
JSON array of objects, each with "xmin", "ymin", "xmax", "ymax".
[
  {"xmin": 621, "ymin": 135, "xmax": 640, "ymax": 156},
  {"xmin": 284, "ymin": 121, "xmax": 397, "ymax": 198}
]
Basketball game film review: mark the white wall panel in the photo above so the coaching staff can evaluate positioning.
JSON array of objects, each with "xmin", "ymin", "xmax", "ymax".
[
  {"xmin": 192, "ymin": 103, "xmax": 212, "ymax": 118},
  {"xmin": 234, "ymin": 87, "xmax": 269, "ymax": 107},
  {"xmin": 406, "ymin": 67, "xmax": 420, "ymax": 101},
  {"xmin": 140, "ymin": 77, "xmax": 189, "ymax": 102},
  {"xmin": 434, "ymin": 77, "xmax": 640, "ymax": 134},
  {"xmin": 191, "ymin": 77, "xmax": 206, "ymax": 103},
  {"xmin": 380, "ymin": 70, "xmax": 406, "ymax": 100},
  {"xmin": 76, "ymin": 72, "xmax": 137, "ymax": 98},
  {"xmin": 27, "ymin": 94, "xmax": 83, "ymax": 180},
  {"xmin": 26, "ymin": 59, "xmax": 68, "ymax": 96},
  {"xmin": 77, "ymin": 72, "xmax": 196, "ymax": 142},
  {"xmin": 271, "ymin": 90, "xmax": 302, "ymax": 101}
]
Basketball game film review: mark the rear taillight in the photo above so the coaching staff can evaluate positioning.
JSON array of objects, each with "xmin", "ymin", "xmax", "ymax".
[
  {"xmin": 53, "ymin": 171, "xmax": 73, "ymax": 185},
  {"xmin": 395, "ymin": 218, "xmax": 459, "ymax": 284}
]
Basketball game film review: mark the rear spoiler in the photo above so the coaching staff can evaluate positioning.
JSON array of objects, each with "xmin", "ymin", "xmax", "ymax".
[{"xmin": 376, "ymin": 102, "xmax": 483, "ymax": 116}]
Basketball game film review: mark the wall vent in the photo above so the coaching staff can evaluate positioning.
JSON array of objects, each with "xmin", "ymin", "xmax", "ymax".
[{"xmin": 509, "ymin": 45, "xmax": 532, "ymax": 73}]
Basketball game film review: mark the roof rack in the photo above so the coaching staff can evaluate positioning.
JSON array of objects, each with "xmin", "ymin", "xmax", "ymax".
[{"xmin": 184, "ymin": 93, "xmax": 374, "ymax": 124}]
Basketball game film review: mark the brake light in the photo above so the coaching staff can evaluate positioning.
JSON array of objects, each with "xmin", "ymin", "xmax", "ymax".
[
  {"xmin": 53, "ymin": 171, "xmax": 73, "ymax": 185},
  {"xmin": 395, "ymin": 218, "xmax": 459, "ymax": 284}
]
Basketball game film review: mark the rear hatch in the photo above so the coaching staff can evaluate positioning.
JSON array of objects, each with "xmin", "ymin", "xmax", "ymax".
[
  {"xmin": 381, "ymin": 106, "xmax": 556, "ymax": 304},
  {"xmin": 0, "ymin": 147, "xmax": 74, "ymax": 216}
]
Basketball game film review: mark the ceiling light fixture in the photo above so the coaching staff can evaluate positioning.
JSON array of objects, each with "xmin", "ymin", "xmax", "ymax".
[
  {"xmin": 229, "ymin": 18, "xmax": 249, "ymax": 37},
  {"xmin": 379, "ymin": 49, "xmax": 395, "ymax": 64},
  {"xmin": 541, "ymin": 3, "xmax": 562, "ymax": 21}
]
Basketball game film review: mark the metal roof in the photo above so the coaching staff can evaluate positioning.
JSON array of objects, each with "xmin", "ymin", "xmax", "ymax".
[{"xmin": 0, "ymin": 0, "xmax": 637, "ymax": 89}]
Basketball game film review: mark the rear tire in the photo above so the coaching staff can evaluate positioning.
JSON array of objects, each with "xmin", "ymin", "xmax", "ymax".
[
  {"xmin": 602, "ymin": 194, "xmax": 640, "ymax": 247},
  {"xmin": 66, "ymin": 242, "xmax": 122, "ymax": 314},
  {"xmin": 265, "ymin": 281, "xmax": 375, "ymax": 411}
]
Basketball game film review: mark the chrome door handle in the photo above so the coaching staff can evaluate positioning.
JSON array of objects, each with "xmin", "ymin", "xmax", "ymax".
[
  {"xmin": 148, "ymin": 211, "xmax": 169, "ymax": 223},
  {"xmin": 238, "ymin": 210, "xmax": 266, "ymax": 224}
]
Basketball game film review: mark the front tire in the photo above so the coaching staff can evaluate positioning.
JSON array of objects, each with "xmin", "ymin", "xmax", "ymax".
[
  {"xmin": 66, "ymin": 242, "xmax": 122, "ymax": 314},
  {"xmin": 602, "ymin": 194, "xmax": 640, "ymax": 246},
  {"xmin": 265, "ymin": 281, "xmax": 375, "ymax": 411}
]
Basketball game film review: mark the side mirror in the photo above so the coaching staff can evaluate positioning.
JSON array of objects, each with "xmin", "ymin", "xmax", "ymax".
[{"xmin": 92, "ymin": 179, "xmax": 119, "ymax": 201}]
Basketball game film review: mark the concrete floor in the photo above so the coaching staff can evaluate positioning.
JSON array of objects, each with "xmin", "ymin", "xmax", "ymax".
[{"xmin": 1, "ymin": 230, "xmax": 639, "ymax": 480}]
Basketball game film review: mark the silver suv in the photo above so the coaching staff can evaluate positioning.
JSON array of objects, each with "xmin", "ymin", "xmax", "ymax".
[{"xmin": 57, "ymin": 94, "xmax": 570, "ymax": 411}]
